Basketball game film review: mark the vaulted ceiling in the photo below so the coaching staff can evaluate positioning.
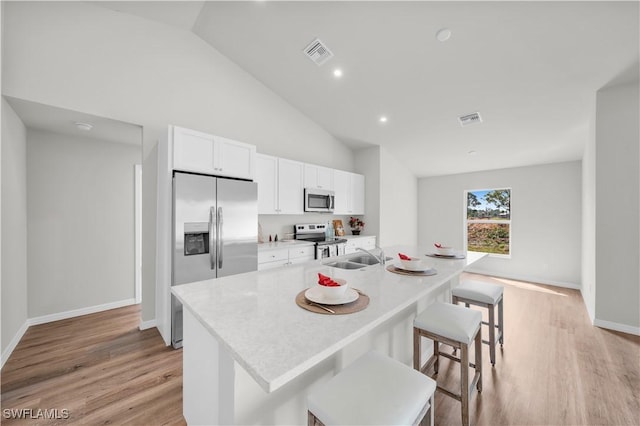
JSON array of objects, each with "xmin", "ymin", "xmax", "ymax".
[{"xmin": 95, "ymin": 1, "xmax": 639, "ymax": 177}]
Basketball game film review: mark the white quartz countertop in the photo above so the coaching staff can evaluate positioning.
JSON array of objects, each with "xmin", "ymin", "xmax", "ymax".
[
  {"xmin": 257, "ymin": 240, "xmax": 315, "ymax": 251},
  {"xmin": 172, "ymin": 246, "xmax": 486, "ymax": 393}
]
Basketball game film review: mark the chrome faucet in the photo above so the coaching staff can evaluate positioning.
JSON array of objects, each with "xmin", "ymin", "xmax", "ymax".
[{"xmin": 355, "ymin": 247, "xmax": 386, "ymax": 265}]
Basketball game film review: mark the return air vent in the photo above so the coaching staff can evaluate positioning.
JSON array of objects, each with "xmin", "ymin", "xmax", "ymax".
[
  {"xmin": 458, "ymin": 112, "xmax": 483, "ymax": 127},
  {"xmin": 303, "ymin": 38, "xmax": 334, "ymax": 66}
]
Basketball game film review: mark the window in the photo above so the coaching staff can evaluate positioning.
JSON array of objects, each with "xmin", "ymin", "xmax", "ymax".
[{"xmin": 465, "ymin": 188, "xmax": 511, "ymax": 256}]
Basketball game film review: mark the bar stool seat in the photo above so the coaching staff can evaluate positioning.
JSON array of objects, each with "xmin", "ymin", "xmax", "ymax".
[
  {"xmin": 413, "ymin": 302, "xmax": 482, "ymax": 426},
  {"xmin": 308, "ymin": 351, "xmax": 437, "ymax": 426},
  {"xmin": 452, "ymin": 281, "xmax": 503, "ymax": 305},
  {"xmin": 452, "ymin": 280, "xmax": 504, "ymax": 366},
  {"xmin": 414, "ymin": 302, "xmax": 483, "ymax": 345}
]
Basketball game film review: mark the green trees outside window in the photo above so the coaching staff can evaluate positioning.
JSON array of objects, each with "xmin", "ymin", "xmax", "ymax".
[{"xmin": 466, "ymin": 189, "xmax": 511, "ymax": 255}]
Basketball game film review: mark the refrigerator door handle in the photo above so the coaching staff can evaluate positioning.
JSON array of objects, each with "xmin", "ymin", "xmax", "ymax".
[
  {"xmin": 217, "ymin": 207, "xmax": 223, "ymax": 269},
  {"xmin": 209, "ymin": 206, "xmax": 216, "ymax": 270}
]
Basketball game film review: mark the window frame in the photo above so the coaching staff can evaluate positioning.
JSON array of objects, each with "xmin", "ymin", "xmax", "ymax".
[{"xmin": 463, "ymin": 187, "xmax": 512, "ymax": 259}]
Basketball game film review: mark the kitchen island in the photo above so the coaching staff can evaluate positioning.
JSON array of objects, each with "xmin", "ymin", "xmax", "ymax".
[{"xmin": 171, "ymin": 246, "xmax": 486, "ymax": 425}]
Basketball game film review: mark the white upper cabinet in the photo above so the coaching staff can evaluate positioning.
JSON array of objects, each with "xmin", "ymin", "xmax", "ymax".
[
  {"xmin": 256, "ymin": 154, "xmax": 279, "ymax": 214},
  {"xmin": 277, "ymin": 158, "xmax": 305, "ymax": 214},
  {"xmin": 351, "ymin": 173, "xmax": 365, "ymax": 215},
  {"xmin": 172, "ymin": 126, "xmax": 215, "ymax": 173},
  {"xmin": 256, "ymin": 154, "xmax": 304, "ymax": 214},
  {"xmin": 304, "ymin": 164, "xmax": 334, "ymax": 190},
  {"xmin": 334, "ymin": 169, "xmax": 365, "ymax": 215},
  {"xmin": 172, "ymin": 126, "xmax": 255, "ymax": 180},
  {"xmin": 216, "ymin": 135, "xmax": 255, "ymax": 180}
]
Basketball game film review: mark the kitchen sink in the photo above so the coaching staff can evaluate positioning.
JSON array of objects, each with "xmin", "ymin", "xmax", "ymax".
[
  {"xmin": 346, "ymin": 255, "xmax": 380, "ymax": 265},
  {"xmin": 326, "ymin": 261, "xmax": 366, "ymax": 270}
]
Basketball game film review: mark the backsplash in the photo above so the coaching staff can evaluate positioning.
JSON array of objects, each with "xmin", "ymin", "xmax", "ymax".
[{"xmin": 259, "ymin": 214, "xmax": 359, "ymax": 241}]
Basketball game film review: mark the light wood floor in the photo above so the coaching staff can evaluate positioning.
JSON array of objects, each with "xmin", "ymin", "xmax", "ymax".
[
  {"xmin": 1, "ymin": 305, "xmax": 185, "ymax": 425},
  {"xmin": 1, "ymin": 274, "xmax": 639, "ymax": 425},
  {"xmin": 433, "ymin": 273, "xmax": 640, "ymax": 425}
]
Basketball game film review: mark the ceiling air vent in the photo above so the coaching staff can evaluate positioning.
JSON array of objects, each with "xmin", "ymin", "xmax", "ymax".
[
  {"xmin": 458, "ymin": 112, "xmax": 483, "ymax": 127},
  {"xmin": 303, "ymin": 38, "xmax": 334, "ymax": 66}
]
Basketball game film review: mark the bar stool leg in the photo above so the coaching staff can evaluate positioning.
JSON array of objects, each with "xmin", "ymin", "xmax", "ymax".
[
  {"xmin": 488, "ymin": 306, "xmax": 496, "ymax": 366},
  {"xmin": 460, "ymin": 344, "xmax": 469, "ymax": 426},
  {"xmin": 498, "ymin": 298, "xmax": 504, "ymax": 346},
  {"xmin": 413, "ymin": 327, "xmax": 421, "ymax": 371},
  {"xmin": 475, "ymin": 331, "xmax": 482, "ymax": 392},
  {"xmin": 418, "ymin": 394, "xmax": 435, "ymax": 426}
]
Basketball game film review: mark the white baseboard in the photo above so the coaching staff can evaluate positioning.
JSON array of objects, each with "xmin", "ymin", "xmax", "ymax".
[
  {"xmin": 139, "ymin": 319, "xmax": 157, "ymax": 331},
  {"xmin": 1, "ymin": 320, "xmax": 30, "ymax": 369},
  {"xmin": 594, "ymin": 319, "xmax": 640, "ymax": 336},
  {"xmin": 463, "ymin": 268, "xmax": 581, "ymax": 290},
  {"xmin": 2, "ymin": 299, "xmax": 139, "ymax": 368},
  {"xmin": 28, "ymin": 298, "xmax": 137, "ymax": 326}
]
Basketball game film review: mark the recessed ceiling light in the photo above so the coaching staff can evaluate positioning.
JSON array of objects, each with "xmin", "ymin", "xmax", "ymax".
[
  {"xmin": 379, "ymin": 116, "xmax": 388, "ymax": 123},
  {"xmin": 436, "ymin": 28, "xmax": 452, "ymax": 42},
  {"xmin": 74, "ymin": 122, "xmax": 93, "ymax": 131},
  {"xmin": 333, "ymin": 68, "xmax": 343, "ymax": 78}
]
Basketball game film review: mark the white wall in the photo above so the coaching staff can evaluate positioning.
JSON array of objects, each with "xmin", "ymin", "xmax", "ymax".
[
  {"xmin": 418, "ymin": 161, "xmax": 582, "ymax": 287},
  {"xmin": 352, "ymin": 146, "xmax": 417, "ymax": 247},
  {"xmin": 2, "ymin": 1, "xmax": 354, "ymax": 324},
  {"xmin": 355, "ymin": 147, "xmax": 381, "ymax": 240},
  {"xmin": 581, "ymin": 97, "xmax": 597, "ymax": 321},
  {"xmin": 379, "ymin": 147, "xmax": 418, "ymax": 247},
  {"xmin": 594, "ymin": 79, "xmax": 640, "ymax": 331},
  {"xmin": 1, "ymin": 98, "xmax": 28, "ymax": 362},
  {"xmin": 26, "ymin": 129, "xmax": 140, "ymax": 318}
]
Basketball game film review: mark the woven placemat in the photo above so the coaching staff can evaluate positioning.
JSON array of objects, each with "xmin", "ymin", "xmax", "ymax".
[
  {"xmin": 296, "ymin": 288, "xmax": 369, "ymax": 315},
  {"xmin": 385, "ymin": 265, "xmax": 438, "ymax": 276},
  {"xmin": 425, "ymin": 253, "xmax": 466, "ymax": 259}
]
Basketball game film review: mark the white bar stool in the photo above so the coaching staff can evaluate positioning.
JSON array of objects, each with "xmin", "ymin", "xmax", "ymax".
[
  {"xmin": 413, "ymin": 302, "xmax": 482, "ymax": 426},
  {"xmin": 452, "ymin": 280, "xmax": 504, "ymax": 366},
  {"xmin": 307, "ymin": 351, "xmax": 437, "ymax": 426}
]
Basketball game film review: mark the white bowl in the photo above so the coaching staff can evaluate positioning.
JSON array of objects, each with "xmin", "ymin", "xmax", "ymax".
[
  {"xmin": 435, "ymin": 246, "xmax": 455, "ymax": 256},
  {"xmin": 400, "ymin": 258, "xmax": 431, "ymax": 271},
  {"xmin": 317, "ymin": 278, "xmax": 348, "ymax": 300},
  {"xmin": 400, "ymin": 257, "xmax": 423, "ymax": 270}
]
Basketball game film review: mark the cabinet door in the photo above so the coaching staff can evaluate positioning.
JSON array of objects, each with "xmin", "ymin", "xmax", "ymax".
[
  {"xmin": 317, "ymin": 166, "xmax": 333, "ymax": 190},
  {"xmin": 361, "ymin": 236, "xmax": 376, "ymax": 250},
  {"xmin": 173, "ymin": 126, "xmax": 216, "ymax": 174},
  {"xmin": 216, "ymin": 136, "xmax": 255, "ymax": 180},
  {"xmin": 288, "ymin": 245, "xmax": 315, "ymax": 262},
  {"xmin": 258, "ymin": 248, "xmax": 289, "ymax": 264},
  {"xmin": 333, "ymin": 169, "xmax": 350, "ymax": 214},
  {"xmin": 344, "ymin": 240, "xmax": 358, "ymax": 255},
  {"xmin": 351, "ymin": 173, "xmax": 365, "ymax": 215},
  {"xmin": 277, "ymin": 159, "xmax": 304, "ymax": 214},
  {"xmin": 258, "ymin": 259, "xmax": 290, "ymax": 271},
  {"xmin": 304, "ymin": 164, "xmax": 334, "ymax": 190},
  {"xmin": 303, "ymin": 164, "xmax": 318, "ymax": 189},
  {"xmin": 256, "ymin": 154, "xmax": 279, "ymax": 214}
]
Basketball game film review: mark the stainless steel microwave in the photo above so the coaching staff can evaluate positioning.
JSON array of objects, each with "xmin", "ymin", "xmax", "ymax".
[{"xmin": 304, "ymin": 188, "xmax": 335, "ymax": 213}]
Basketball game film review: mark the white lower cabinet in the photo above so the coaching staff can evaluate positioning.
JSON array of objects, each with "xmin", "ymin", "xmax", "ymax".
[
  {"xmin": 258, "ymin": 245, "xmax": 315, "ymax": 270},
  {"xmin": 257, "ymin": 248, "xmax": 290, "ymax": 270},
  {"xmin": 344, "ymin": 236, "xmax": 376, "ymax": 255},
  {"xmin": 287, "ymin": 245, "xmax": 316, "ymax": 265}
]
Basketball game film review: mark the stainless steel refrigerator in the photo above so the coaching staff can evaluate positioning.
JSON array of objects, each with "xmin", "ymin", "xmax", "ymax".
[{"xmin": 172, "ymin": 171, "xmax": 258, "ymax": 348}]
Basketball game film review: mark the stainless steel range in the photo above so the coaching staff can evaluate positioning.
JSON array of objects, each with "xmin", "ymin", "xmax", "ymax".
[{"xmin": 294, "ymin": 223, "xmax": 347, "ymax": 259}]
